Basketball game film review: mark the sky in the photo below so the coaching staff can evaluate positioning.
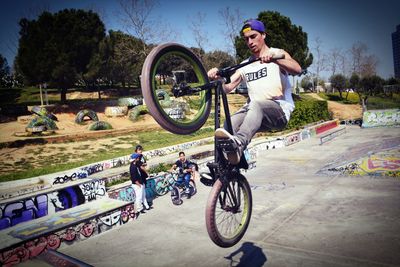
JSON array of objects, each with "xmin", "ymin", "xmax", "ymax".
[{"xmin": 1, "ymin": 0, "xmax": 399, "ymax": 80}]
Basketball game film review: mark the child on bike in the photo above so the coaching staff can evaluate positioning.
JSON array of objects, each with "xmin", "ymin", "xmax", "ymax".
[{"xmin": 207, "ymin": 19, "xmax": 301, "ymax": 165}]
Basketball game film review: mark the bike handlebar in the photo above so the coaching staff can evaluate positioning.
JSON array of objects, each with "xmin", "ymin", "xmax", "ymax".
[
  {"xmin": 172, "ymin": 54, "xmax": 285, "ymax": 97},
  {"xmin": 216, "ymin": 54, "xmax": 285, "ymax": 79}
]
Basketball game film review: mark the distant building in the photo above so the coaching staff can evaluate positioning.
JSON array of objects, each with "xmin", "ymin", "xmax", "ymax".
[{"xmin": 392, "ymin": 25, "xmax": 400, "ymax": 79}]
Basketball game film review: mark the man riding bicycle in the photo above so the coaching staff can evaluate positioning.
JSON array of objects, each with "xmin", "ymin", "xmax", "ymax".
[
  {"xmin": 207, "ymin": 19, "xmax": 302, "ymax": 165},
  {"xmin": 170, "ymin": 151, "xmax": 197, "ymax": 198}
]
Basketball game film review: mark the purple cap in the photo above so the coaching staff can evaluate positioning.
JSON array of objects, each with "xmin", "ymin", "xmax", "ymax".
[{"xmin": 242, "ymin": 19, "xmax": 265, "ymax": 33}]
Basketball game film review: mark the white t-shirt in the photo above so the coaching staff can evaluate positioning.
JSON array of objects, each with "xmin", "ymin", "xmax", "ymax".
[{"xmin": 239, "ymin": 48, "xmax": 295, "ymax": 121}]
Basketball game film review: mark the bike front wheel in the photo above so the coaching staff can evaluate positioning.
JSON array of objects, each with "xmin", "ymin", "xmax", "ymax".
[
  {"xmin": 141, "ymin": 43, "xmax": 212, "ymax": 135},
  {"xmin": 205, "ymin": 173, "xmax": 252, "ymax": 247},
  {"xmin": 155, "ymin": 180, "xmax": 170, "ymax": 196},
  {"xmin": 171, "ymin": 186, "xmax": 183, "ymax": 205}
]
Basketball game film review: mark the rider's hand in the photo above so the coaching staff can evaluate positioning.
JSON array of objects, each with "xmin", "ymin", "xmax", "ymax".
[
  {"xmin": 207, "ymin": 67, "xmax": 220, "ymax": 80},
  {"xmin": 260, "ymin": 49, "xmax": 284, "ymax": 63},
  {"xmin": 259, "ymin": 51, "xmax": 275, "ymax": 63}
]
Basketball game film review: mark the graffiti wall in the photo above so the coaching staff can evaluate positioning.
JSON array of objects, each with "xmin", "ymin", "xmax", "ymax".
[
  {"xmin": 0, "ymin": 180, "xmax": 106, "ymax": 231},
  {"xmin": 327, "ymin": 148, "xmax": 400, "ymax": 177},
  {"xmin": 285, "ymin": 132, "xmax": 301, "ymax": 146},
  {"xmin": 107, "ymin": 176, "xmax": 164, "ymax": 206},
  {"xmin": 362, "ymin": 109, "xmax": 400, "ymax": 128},
  {"xmin": 0, "ymin": 203, "xmax": 135, "ymax": 267}
]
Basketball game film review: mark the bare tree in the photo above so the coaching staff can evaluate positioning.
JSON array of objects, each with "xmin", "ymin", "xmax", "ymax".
[
  {"xmin": 117, "ymin": 0, "xmax": 177, "ymax": 55},
  {"xmin": 349, "ymin": 42, "xmax": 378, "ymax": 78},
  {"xmin": 311, "ymin": 37, "xmax": 327, "ymax": 91},
  {"xmin": 328, "ymin": 47, "xmax": 342, "ymax": 76},
  {"xmin": 339, "ymin": 52, "xmax": 350, "ymax": 77},
  {"xmin": 218, "ymin": 7, "xmax": 244, "ymax": 57},
  {"xmin": 360, "ymin": 54, "xmax": 379, "ymax": 77},
  {"xmin": 188, "ymin": 12, "xmax": 209, "ymax": 54},
  {"xmin": 349, "ymin": 42, "xmax": 367, "ymax": 76}
]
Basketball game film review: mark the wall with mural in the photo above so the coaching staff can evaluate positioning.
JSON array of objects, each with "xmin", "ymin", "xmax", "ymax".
[
  {"xmin": 0, "ymin": 203, "xmax": 135, "ymax": 267},
  {"xmin": 0, "ymin": 179, "xmax": 106, "ymax": 231},
  {"xmin": 362, "ymin": 109, "xmax": 400, "ymax": 128}
]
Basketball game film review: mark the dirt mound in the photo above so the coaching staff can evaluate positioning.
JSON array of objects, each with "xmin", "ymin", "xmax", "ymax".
[{"xmin": 307, "ymin": 93, "xmax": 363, "ymax": 120}]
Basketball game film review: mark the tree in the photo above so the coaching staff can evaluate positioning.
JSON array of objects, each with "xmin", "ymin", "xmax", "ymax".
[
  {"xmin": 311, "ymin": 37, "xmax": 327, "ymax": 92},
  {"xmin": 349, "ymin": 42, "xmax": 378, "ymax": 78},
  {"xmin": 218, "ymin": 7, "xmax": 244, "ymax": 57},
  {"xmin": 300, "ymin": 76, "xmax": 313, "ymax": 91},
  {"xmin": 328, "ymin": 47, "xmax": 342, "ymax": 77},
  {"xmin": 202, "ymin": 50, "xmax": 236, "ymax": 71},
  {"xmin": 188, "ymin": 12, "xmax": 209, "ymax": 60},
  {"xmin": 235, "ymin": 11, "xmax": 313, "ymax": 70},
  {"xmin": 0, "ymin": 54, "xmax": 10, "ymax": 87},
  {"xmin": 117, "ymin": 0, "xmax": 177, "ymax": 56},
  {"xmin": 329, "ymin": 74, "xmax": 347, "ymax": 99},
  {"xmin": 16, "ymin": 9, "xmax": 106, "ymax": 102}
]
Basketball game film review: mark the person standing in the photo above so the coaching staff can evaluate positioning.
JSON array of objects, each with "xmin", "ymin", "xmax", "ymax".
[
  {"xmin": 134, "ymin": 145, "xmax": 149, "ymax": 181},
  {"xmin": 130, "ymin": 153, "xmax": 150, "ymax": 216}
]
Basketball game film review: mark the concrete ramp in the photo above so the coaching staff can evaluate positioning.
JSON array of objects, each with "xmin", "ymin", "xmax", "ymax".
[{"xmin": 318, "ymin": 137, "xmax": 400, "ymax": 177}]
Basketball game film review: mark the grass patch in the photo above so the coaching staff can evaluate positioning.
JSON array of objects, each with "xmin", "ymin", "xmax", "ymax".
[
  {"xmin": 366, "ymin": 94, "xmax": 400, "ymax": 109},
  {"xmin": 316, "ymin": 92, "xmax": 400, "ymax": 109},
  {"xmin": 0, "ymin": 127, "xmax": 214, "ymax": 182},
  {"xmin": 317, "ymin": 92, "xmax": 360, "ymax": 104}
]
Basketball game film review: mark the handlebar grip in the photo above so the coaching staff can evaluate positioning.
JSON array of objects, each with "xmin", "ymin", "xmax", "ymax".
[{"xmin": 272, "ymin": 54, "xmax": 285, "ymax": 60}]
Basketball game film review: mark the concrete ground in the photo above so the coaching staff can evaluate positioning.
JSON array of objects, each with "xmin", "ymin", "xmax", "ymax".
[{"xmin": 30, "ymin": 126, "xmax": 400, "ymax": 267}]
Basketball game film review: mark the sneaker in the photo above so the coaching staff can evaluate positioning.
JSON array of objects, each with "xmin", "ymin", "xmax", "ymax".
[{"xmin": 215, "ymin": 128, "xmax": 244, "ymax": 165}]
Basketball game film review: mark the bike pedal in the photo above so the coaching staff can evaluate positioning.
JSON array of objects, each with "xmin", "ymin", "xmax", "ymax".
[
  {"xmin": 216, "ymin": 139, "xmax": 237, "ymax": 152},
  {"xmin": 200, "ymin": 177, "xmax": 214, "ymax": 187}
]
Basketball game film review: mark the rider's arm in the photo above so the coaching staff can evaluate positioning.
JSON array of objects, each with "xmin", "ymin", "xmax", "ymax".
[
  {"xmin": 222, "ymin": 71, "xmax": 242, "ymax": 94},
  {"xmin": 170, "ymin": 164, "xmax": 177, "ymax": 172},
  {"xmin": 260, "ymin": 49, "xmax": 301, "ymax": 75},
  {"xmin": 207, "ymin": 68, "xmax": 243, "ymax": 94}
]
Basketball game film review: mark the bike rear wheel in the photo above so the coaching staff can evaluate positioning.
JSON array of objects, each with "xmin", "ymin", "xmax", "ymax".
[
  {"xmin": 141, "ymin": 43, "xmax": 212, "ymax": 135},
  {"xmin": 205, "ymin": 173, "xmax": 252, "ymax": 247}
]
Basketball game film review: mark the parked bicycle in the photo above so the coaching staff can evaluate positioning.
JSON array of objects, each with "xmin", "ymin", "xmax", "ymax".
[{"xmin": 141, "ymin": 43, "xmax": 283, "ymax": 247}]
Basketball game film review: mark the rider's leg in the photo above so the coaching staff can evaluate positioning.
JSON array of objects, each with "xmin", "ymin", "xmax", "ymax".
[
  {"xmin": 234, "ymin": 100, "xmax": 287, "ymax": 147},
  {"xmin": 218, "ymin": 100, "xmax": 286, "ymax": 164},
  {"xmin": 184, "ymin": 173, "xmax": 191, "ymax": 193}
]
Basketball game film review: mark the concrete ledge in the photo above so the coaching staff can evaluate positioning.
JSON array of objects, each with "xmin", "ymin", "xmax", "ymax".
[
  {"xmin": 319, "ymin": 126, "xmax": 346, "ymax": 145},
  {"xmin": 0, "ymin": 197, "xmax": 132, "ymax": 251}
]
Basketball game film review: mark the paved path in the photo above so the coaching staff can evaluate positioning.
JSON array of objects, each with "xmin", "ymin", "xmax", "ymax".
[{"xmin": 27, "ymin": 126, "xmax": 400, "ymax": 267}]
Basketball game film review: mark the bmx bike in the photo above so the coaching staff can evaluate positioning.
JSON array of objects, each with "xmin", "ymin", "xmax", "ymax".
[
  {"xmin": 141, "ymin": 43, "xmax": 283, "ymax": 247},
  {"xmin": 170, "ymin": 171, "xmax": 197, "ymax": 205}
]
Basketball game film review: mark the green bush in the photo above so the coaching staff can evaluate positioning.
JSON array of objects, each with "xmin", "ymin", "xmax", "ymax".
[
  {"xmin": 88, "ymin": 121, "xmax": 113, "ymax": 131},
  {"xmin": 287, "ymin": 99, "xmax": 331, "ymax": 129},
  {"xmin": 148, "ymin": 163, "xmax": 172, "ymax": 173},
  {"xmin": 128, "ymin": 105, "xmax": 148, "ymax": 122}
]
